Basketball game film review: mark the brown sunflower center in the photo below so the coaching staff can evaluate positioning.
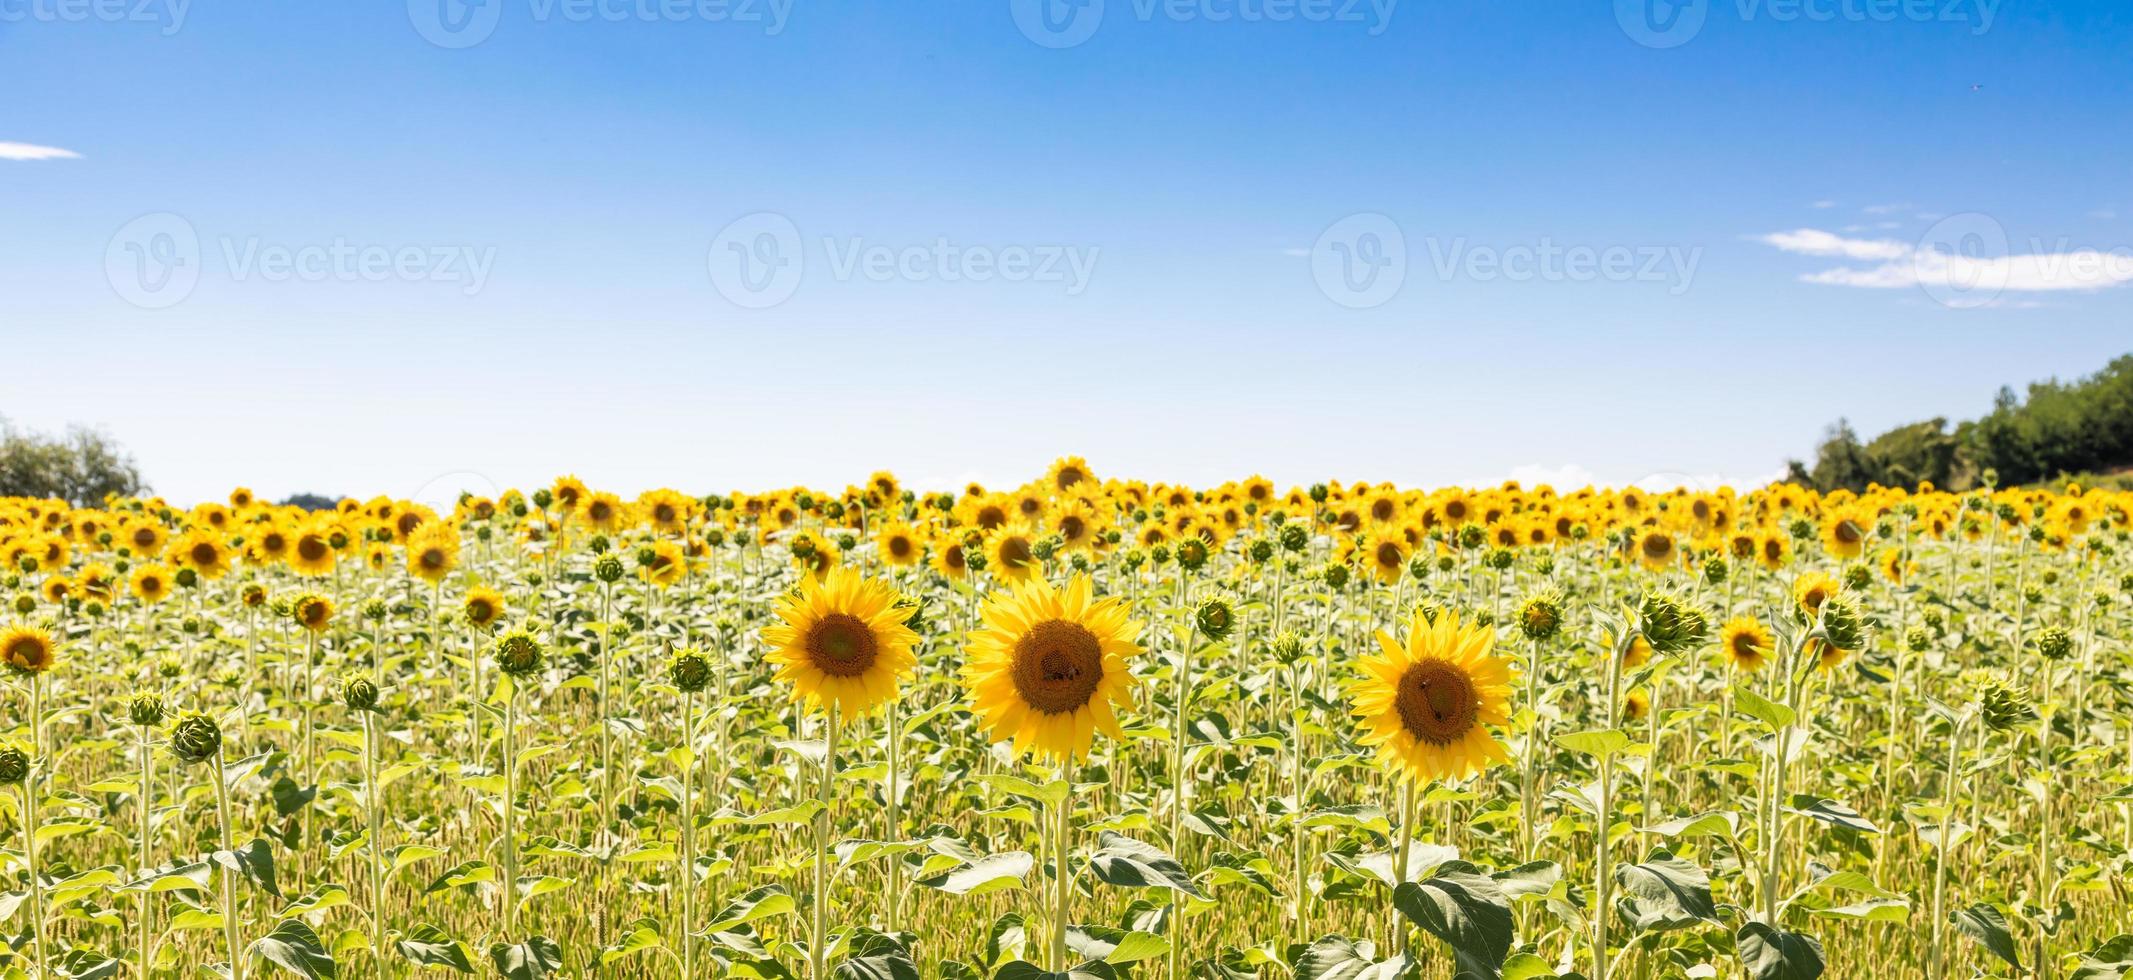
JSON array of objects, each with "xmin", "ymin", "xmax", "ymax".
[
  {"xmin": 1375, "ymin": 542, "xmax": 1403, "ymax": 570},
  {"xmin": 1394, "ymin": 658, "xmax": 1479, "ymax": 746},
  {"xmin": 133, "ymin": 528, "xmax": 156, "ymax": 547},
  {"xmin": 192, "ymin": 542, "xmax": 219, "ymax": 565},
  {"xmin": 1731, "ymin": 633, "xmax": 1763, "ymax": 660},
  {"xmin": 1642, "ymin": 534, "xmax": 1672, "ymax": 559},
  {"xmin": 5, "ymin": 638, "xmax": 48, "ymax": 667},
  {"xmin": 420, "ymin": 548, "xmax": 447, "ymax": 570},
  {"xmin": 1056, "ymin": 467, "xmax": 1084, "ymax": 490},
  {"xmin": 887, "ymin": 536, "xmax": 913, "ymax": 558},
  {"xmin": 1372, "ymin": 499, "xmax": 1397, "ymax": 522},
  {"xmin": 804, "ymin": 613, "xmax": 879, "ymax": 678},
  {"xmin": 1011, "ymin": 619, "xmax": 1104, "ymax": 714},
  {"xmin": 997, "ymin": 536, "xmax": 1033, "ymax": 568},
  {"xmin": 298, "ymin": 538, "xmax": 328, "ymax": 562},
  {"xmin": 469, "ymin": 598, "xmax": 496, "ymax": 623},
  {"xmin": 1059, "ymin": 515, "xmax": 1085, "ymax": 541},
  {"xmin": 1834, "ymin": 520, "xmax": 1862, "ymax": 544},
  {"xmin": 977, "ymin": 505, "xmax": 1007, "ymax": 530},
  {"xmin": 942, "ymin": 544, "xmax": 967, "ymax": 570}
]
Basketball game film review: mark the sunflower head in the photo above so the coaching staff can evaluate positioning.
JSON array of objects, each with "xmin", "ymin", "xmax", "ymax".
[
  {"xmin": 463, "ymin": 587, "xmax": 505, "ymax": 630},
  {"xmin": 340, "ymin": 674, "xmax": 381, "ymax": 712},
  {"xmin": 1718, "ymin": 616, "xmax": 1772, "ymax": 672},
  {"xmin": 962, "ymin": 574, "xmax": 1142, "ymax": 763},
  {"xmin": 291, "ymin": 593, "xmax": 335, "ymax": 634},
  {"xmin": 169, "ymin": 712, "xmax": 224, "ymax": 766},
  {"xmin": 2, "ymin": 624, "xmax": 56, "ymax": 675},
  {"xmin": 762, "ymin": 568, "xmax": 920, "ymax": 717},
  {"xmin": 127, "ymin": 691, "xmax": 167, "ymax": 727},
  {"xmin": 1349, "ymin": 609, "xmax": 1513, "ymax": 786},
  {"xmin": 0, "ymin": 740, "xmax": 29, "ymax": 785},
  {"xmin": 492, "ymin": 629, "xmax": 547, "ymax": 678},
  {"xmin": 668, "ymin": 648, "xmax": 714, "ymax": 694}
]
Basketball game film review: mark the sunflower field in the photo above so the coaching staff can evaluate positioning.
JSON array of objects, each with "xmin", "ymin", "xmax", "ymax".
[{"xmin": 3, "ymin": 461, "xmax": 2132, "ymax": 980}]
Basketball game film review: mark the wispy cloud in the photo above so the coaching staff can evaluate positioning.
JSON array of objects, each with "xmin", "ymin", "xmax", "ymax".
[
  {"xmin": 1757, "ymin": 227, "xmax": 2133, "ymax": 297},
  {"xmin": 1861, "ymin": 202, "xmax": 1911, "ymax": 215},
  {"xmin": 1811, "ymin": 200, "xmax": 1836, "ymax": 209},
  {"xmin": 0, "ymin": 142, "xmax": 82, "ymax": 161}
]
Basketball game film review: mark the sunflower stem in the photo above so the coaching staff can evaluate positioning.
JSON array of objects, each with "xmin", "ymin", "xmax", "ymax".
[
  {"xmin": 811, "ymin": 702, "xmax": 840, "ymax": 980},
  {"xmin": 212, "ymin": 747, "xmax": 245, "ymax": 980}
]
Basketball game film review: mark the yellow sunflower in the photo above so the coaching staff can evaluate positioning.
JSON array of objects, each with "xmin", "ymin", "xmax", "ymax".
[
  {"xmin": 1047, "ymin": 456, "xmax": 1095, "ymax": 494},
  {"xmin": 406, "ymin": 524, "xmax": 461, "ymax": 584},
  {"xmin": 290, "ymin": 524, "xmax": 338, "ymax": 576},
  {"xmin": 1793, "ymin": 572, "xmax": 1838, "ymax": 616},
  {"xmin": 1718, "ymin": 617, "xmax": 1771, "ymax": 672},
  {"xmin": 169, "ymin": 528, "xmax": 232, "ymax": 580},
  {"xmin": 291, "ymin": 592, "xmax": 335, "ymax": 633},
  {"xmin": 762, "ymin": 568, "xmax": 920, "ymax": 717},
  {"xmin": 962, "ymin": 574, "xmax": 1142, "ymax": 763},
  {"xmin": 130, "ymin": 564, "xmax": 173, "ymax": 604},
  {"xmin": 985, "ymin": 522, "xmax": 1042, "ymax": 582},
  {"xmin": 463, "ymin": 586, "xmax": 506, "ymax": 630},
  {"xmin": 642, "ymin": 540, "xmax": 687, "ymax": 588},
  {"xmin": 1634, "ymin": 528, "xmax": 1677, "ymax": 571},
  {"xmin": 1349, "ymin": 609, "xmax": 1513, "ymax": 785},
  {"xmin": 875, "ymin": 523, "xmax": 923, "ymax": 568},
  {"xmin": 2, "ymin": 624, "xmax": 55, "ymax": 674},
  {"xmin": 1820, "ymin": 508, "xmax": 1870, "ymax": 560}
]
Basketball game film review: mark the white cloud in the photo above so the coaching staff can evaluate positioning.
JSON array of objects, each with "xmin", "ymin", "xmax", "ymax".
[
  {"xmin": 1758, "ymin": 228, "xmax": 2133, "ymax": 297},
  {"xmin": 0, "ymin": 142, "xmax": 81, "ymax": 161},
  {"xmin": 1756, "ymin": 228, "xmax": 1910, "ymax": 261},
  {"xmin": 2093, "ymin": 208, "xmax": 2118, "ymax": 220},
  {"xmin": 1811, "ymin": 200, "xmax": 1836, "ymax": 209},
  {"xmin": 1862, "ymin": 202, "xmax": 1911, "ymax": 215}
]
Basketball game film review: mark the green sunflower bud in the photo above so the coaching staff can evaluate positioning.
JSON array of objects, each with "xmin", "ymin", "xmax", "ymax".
[
  {"xmin": 1636, "ymin": 590, "xmax": 1710, "ymax": 655},
  {"xmin": 1269, "ymin": 631, "xmax": 1307, "ymax": 666},
  {"xmin": 1279, "ymin": 524, "xmax": 1309, "ymax": 553},
  {"xmin": 1517, "ymin": 589, "xmax": 1565, "ymax": 641},
  {"xmin": 668, "ymin": 648, "xmax": 714, "ymax": 693},
  {"xmin": 1817, "ymin": 596, "xmax": 1868, "ymax": 652},
  {"xmin": 595, "ymin": 555, "xmax": 626, "ymax": 583},
  {"xmin": 1321, "ymin": 562, "xmax": 1350, "ymax": 591},
  {"xmin": 341, "ymin": 674, "xmax": 380, "ymax": 712},
  {"xmin": 1843, "ymin": 564, "xmax": 1872, "ymax": 591},
  {"xmin": 128, "ymin": 691, "xmax": 167, "ymax": 727},
  {"xmin": 1905, "ymin": 627, "xmax": 1930, "ymax": 653},
  {"xmin": 170, "ymin": 712, "xmax": 223, "ymax": 765},
  {"xmin": 1702, "ymin": 556, "xmax": 1729, "ymax": 585},
  {"xmin": 2035, "ymin": 626, "xmax": 2074, "ymax": 661},
  {"xmin": 1194, "ymin": 597, "xmax": 1236, "ymax": 641},
  {"xmin": 1977, "ymin": 680, "xmax": 2034, "ymax": 734},
  {"xmin": 492, "ymin": 629, "xmax": 546, "ymax": 678},
  {"xmin": 0, "ymin": 741, "xmax": 29, "ymax": 784}
]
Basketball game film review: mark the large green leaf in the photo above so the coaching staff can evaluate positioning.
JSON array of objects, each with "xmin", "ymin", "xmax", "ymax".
[
  {"xmin": 213, "ymin": 837, "xmax": 283, "ymax": 899},
  {"xmin": 992, "ymin": 960, "xmax": 1118, "ymax": 979},
  {"xmin": 394, "ymin": 923, "xmax": 475, "ymax": 973},
  {"xmin": 1391, "ymin": 866, "xmax": 1513, "ymax": 979},
  {"xmin": 1952, "ymin": 903, "xmax": 2022, "ymax": 972},
  {"xmin": 914, "ymin": 851, "xmax": 1033, "ymax": 896},
  {"xmin": 2072, "ymin": 935, "xmax": 2133, "ymax": 980},
  {"xmin": 488, "ymin": 936, "xmax": 564, "ymax": 980},
  {"xmin": 705, "ymin": 884, "xmax": 797, "ymax": 934},
  {"xmin": 1292, "ymin": 936, "xmax": 1417, "ymax": 980},
  {"xmin": 1088, "ymin": 833, "xmax": 1203, "ymax": 899},
  {"xmin": 1735, "ymin": 923, "xmax": 1824, "ymax": 980},
  {"xmin": 1614, "ymin": 850, "xmax": 1717, "ymax": 932},
  {"xmin": 834, "ymin": 951, "xmax": 920, "ymax": 980},
  {"xmin": 251, "ymin": 919, "xmax": 337, "ymax": 979}
]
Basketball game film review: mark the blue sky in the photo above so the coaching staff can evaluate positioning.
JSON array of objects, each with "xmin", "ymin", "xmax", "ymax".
[{"xmin": 3, "ymin": 0, "xmax": 2129, "ymax": 505}]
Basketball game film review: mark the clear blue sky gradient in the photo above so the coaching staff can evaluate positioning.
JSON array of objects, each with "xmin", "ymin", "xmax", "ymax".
[{"xmin": 3, "ymin": 1, "xmax": 2128, "ymax": 504}]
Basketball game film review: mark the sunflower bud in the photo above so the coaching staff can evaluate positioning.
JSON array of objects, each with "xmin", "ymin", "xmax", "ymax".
[
  {"xmin": 0, "ymin": 741, "xmax": 28, "ymax": 784},
  {"xmin": 170, "ymin": 712, "xmax": 223, "ymax": 765},
  {"xmin": 2034, "ymin": 625, "xmax": 2074, "ymax": 661},
  {"xmin": 1194, "ymin": 597, "xmax": 1236, "ymax": 641},
  {"xmin": 128, "ymin": 691, "xmax": 167, "ymax": 727},
  {"xmin": 1485, "ymin": 547, "xmax": 1514, "ymax": 571},
  {"xmin": 1517, "ymin": 590, "xmax": 1564, "ymax": 641},
  {"xmin": 594, "ymin": 555, "xmax": 626, "ymax": 583},
  {"xmin": 1321, "ymin": 562, "xmax": 1350, "ymax": 591},
  {"xmin": 1247, "ymin": 538, "xmax": 1274, "ymax": 564},
  {"xmin": 11, "ymin": 594, "xmax": 32, "ymax": 616},
  {"xmin": 1977, "ymin": 680, "xmax": 2034, "ymax": 733},
  {"xmin": 1175, "ymin": 538, "xmax": 1210, "ymax": 572},
  {"xmin": 1843, "ymin": 564, "xmax": 1872, "ymax": 591},
  {"xmin": 668, "ymin": 648, "xmax": 713, "ymax": 693},
  {"xmin": 341, "ymin": 674, "xmax": 380, "ymax": 712},
  {"xmin": 492, "ymin": 629, "xmax": 546, "ymax": 677},
  {"xmin": 1816, "ymin": 596, "xmax": 1868, "ymax": 651},
  {"xmin": 1702, "ymin": 556, "xmax": 1729, "ymax": 585},
  {"xmin": 1635, "ymin": 590, "xmax": 1710, "ymax": 655},
  {"xmin": 1905, "ymin": 626, "xmax": 1930, "ymax": 653},
  {"xmin": 362, "ymin": 598, "xmax": 388, "ymax": 621},
  {"xmin": 1279, "ymin": 524, "xmax": 1309, "ymax": 553},
  {"xmin": 1457, "ymin": 523, "xmax": 1486, "ymax": 550},
  {"xmin": 1269, "ymin": 631, "xmax": 1307, "ymax": 666},
  {"xmin": 1408, "ymin": 556, "xmax": 1432, "ymax": 581}
]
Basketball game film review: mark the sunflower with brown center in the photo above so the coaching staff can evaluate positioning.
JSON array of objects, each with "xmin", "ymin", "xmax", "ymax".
[
  {"xmin": 985, "ymin": 523, "xmax": 1042, "ymax": 582},
  {"xmin": 169, "ymin": 528, "xmax": 232, "ymax": 580},
  {"xmin": 2, "ymin": 624, "xmax": 55, "ymax": 674},
  {"xmin": 763, "ymin": 567, "xmax": 920, "ymax": 717},
  {"xmin": 291, "ymin": 592, "xmax": 335, "ymax": 633},
  {"xmin": 463, "ymin": 586, "xmax": 506, "ymax": 630},
  {"xmin": 875, "ymin": 523, "xmax": 922, "ymax": 567},
  {"xmin": 1349, "ymin": 609, "xmax": 1513, "ymax": 785},
  {"xmin": 130, "ymin": 564, "xmax": 173, "ymax": 605},
  {"xmin": 406, "ymin": 525, "xmax": 460, "ymax": 585},
  {"xmin": 1718, "ymin": 616, "xmax": 1772, "ymax": 672},
  {"xmin": 962, "ymin": 574, "xmax": 1142, "ymax": 762}
]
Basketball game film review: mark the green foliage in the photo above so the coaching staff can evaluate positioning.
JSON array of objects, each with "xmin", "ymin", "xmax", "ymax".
[{"xmin": 0, "ymin": 415, "xmax": 147, "ymax": 504}]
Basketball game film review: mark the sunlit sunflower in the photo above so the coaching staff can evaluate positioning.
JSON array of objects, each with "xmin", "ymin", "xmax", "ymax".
[
  {"xmin": 169, "ymin": 528, "xmax": 232, "ymax": 580},
  {"xmin": 985, "ymin": 522, "xmax": 1042, "ymax": 582},
  {"xmin": 130, "ymin": 564, "xmax": 173, "ymax": 604},
  {"xmin": 1755, "ymin": 531, "xmax": 1791, "ymax": 571},
  {"xmin": 2, "ymin": 624, "xmax": 55, "ymax": 674},
  {"xmin": 249, "ymin": 522, "xmax": 293, "ymax": 568},
  {"xmin": 1820, "ymin": 508, "xmax": 1870, "ymax": 560},
  {"xmin": 41, "ymin": 577, "xmax": 71, "ymax": 605},
  {"xmin": 463, "ymin": 586, "xmax": 506, "ymax": 631},
  {"xmin": 762, "ymin": 567, "xmax": 920, "ymax": 717},
  {"xmin": 874, "ymin": 523, "xmax": 922, "ymax": 567},
  {"xmin": 290, "ymin": 525, "xmax": 338, "ymax": 576},
  {"xmin": 1623, "ymin": 689, "xmax": 1650, "ymax": 722},
  {"xmin": 580, "ymin": 492, "xmax": 626, "ymax": 533},
  {"xmin": 1634, "ymin": 528, "xmax": 1677, "ymax": 571},
  {"xmin": 122, "ymin": 519, "xmax": 167, "ymax": 558},
  {"xmin": 962, "ymin": 574, "xmax": 1142, "ymax": 762},
  {"xmin": 1718, "ymin": 617, "xmax": 1772, "ymax": 672},
  {"xmin": 1793, "ymin": 572, "xmax": 1837, "ymax": 616},
  {"xmin": 291, "ymin": 592, "xmax": 335, "ymax": 633},
  {"xmin": 1364, "ymin": 535, "xmax": 1410, "ymax": 584},
  {"xmin": 406, "ymin": 525, "xmax": 460, "ymax": 584},
  {"xmin": 1876, "ymin": 546, "xmax": 1915, "ymax": 585},
  {"xmin": 1047, "ymin": 456, "xmax": 1095, "ymax": 494},
  {"xmin": 1349, "ymin": 609, "xmax": 1513, "ymax": 785},
  {"xmin": 642, "ymin": 539, "xmax": 687, "ymax": 588},
  {"xmin": 932, "ymin": 537, "xmax": 970, "ymax": 581}
]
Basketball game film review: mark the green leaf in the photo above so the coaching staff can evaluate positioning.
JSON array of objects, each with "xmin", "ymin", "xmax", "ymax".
[
  {"xmin": 394, "ymin": 923, "xmax": 476, "ymax": 973},
  {"xmin": 389, "ymin": 845, "xmax": 449, "ymax": 879},
  {"xmin": 1952, "ymin": 903, "xmax": 2022, "ymax": 972},
  {"xmin": 913, "ymin": 851, "xmax": 1032, "ymax": 896},
  {"xmin": 1329, "ymin": 841, "xmax": 1460, "ymax": 889},
  {"xmin": 250, "ymin": 919, "xmax": 338, "ymax": 979},
  {"xmin": 214, "ymin": 837, "xmax": 283, "ymax": 899},
  {"xmin": 978, "ymin": 774, "xmax": 1070, "ymax": 807},
  {"xmin": 488, "ymin": 937, "xmax": 564, "ymax": 980},
  {"xmin": 1292, "ymin": 935, "xmax": 1417, "ymax": 980},
  {"xmin": 2072, "ymin": 934, "xmax": 2133, "ymax": 980},
  {"xmin": 704, "ymin": 884, "xmax": 797, "ymax": 934},
  {"xmin": 1391, "ymin": 867, "xmax": 1513, "ymax": 979},
  {"xmin": 1734, "ymin": 686, "xmax": 1795, "ymax": 732},
  {"xmin": 514, "ymin": 875, "xmax": 573, "ymax": 910},
  {"xmin": 599, "ymin": 918, "xmax": 666, "ymax": 965},
  {"xmin": 1088, "ymin": 832, "xmax": 1204, "ymax": 899},
  {"xmin": 276, "ymin": 884, "xmax": 351, "ymax": 919},
  {"xmin": 422, "ymin": 861, "xmax": 495, "ymax": 897},
  {"xmin": 1641, "ymin": 811, "xmax": 1740, "ymax": 840},
  {"xmin": 1735, "ymin": 923, "xmax": 1824, "ymax": 980},
  {"xmin": 1615, "ymin": 850, "xmax": 1717, "ymax": 932},
  {"xmin": 992, "ymin": 961, "xmax": 1118, "ymax": 980},
  {"xmin": 1552, "ymin": 729, "xmax": 1629, "ymax": 757},
  {"xmin": 1784, "ymin": 796, "xmax": 1879, "ymax": 834},
  {"xmin": 833, "ymin": 951, "xmax": 920, "ymax": 980},
  {"xmin": 1101, "ymin": 931, "xmax": 1169, "ymax": 965}
]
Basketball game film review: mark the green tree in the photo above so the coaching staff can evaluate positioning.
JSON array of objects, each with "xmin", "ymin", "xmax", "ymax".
[{"xmin": 0, "ymin": 415, "xmax": 149, "ymax": 505}]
